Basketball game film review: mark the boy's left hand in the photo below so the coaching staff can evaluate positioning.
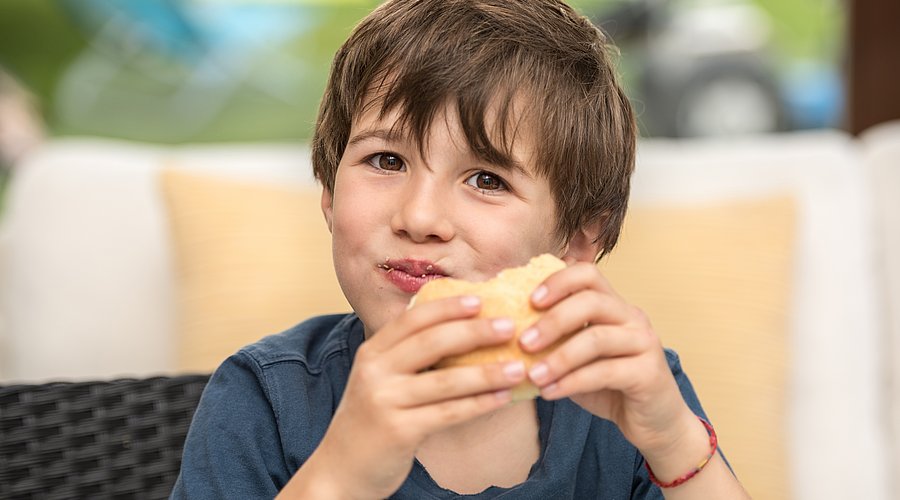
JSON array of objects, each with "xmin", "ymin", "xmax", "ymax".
[{"xmin": 520, "ymin": 262, "xmax": 702, "ymax": 462}]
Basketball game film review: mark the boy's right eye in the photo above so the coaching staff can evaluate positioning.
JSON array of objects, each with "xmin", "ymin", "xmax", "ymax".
[{"xmin": 367, "ymin": 153, "xmax": 405, "ymax": 172}]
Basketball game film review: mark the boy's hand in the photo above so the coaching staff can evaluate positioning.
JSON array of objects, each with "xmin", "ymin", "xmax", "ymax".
[
  {"xmin": 520, "ymin": 263, "xmax": 705, "ymax": 468},
  {"xmin": 286, "ymin": 296, "xmax": 525, "ymax": 499}
]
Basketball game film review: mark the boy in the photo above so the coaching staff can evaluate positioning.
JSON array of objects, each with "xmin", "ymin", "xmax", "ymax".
[{"xmin": 172, "ymin": 0, "xmax": 750, "ymax": 498}]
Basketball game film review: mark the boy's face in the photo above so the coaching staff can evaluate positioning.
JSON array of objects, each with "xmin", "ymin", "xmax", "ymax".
[{"xmin": 321, "ymin": 100, "xmax": 565, "ymax": 337}]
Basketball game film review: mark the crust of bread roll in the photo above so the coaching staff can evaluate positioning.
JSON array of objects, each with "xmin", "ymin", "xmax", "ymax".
[{"xmin": 411, "ymin": 254, "xmax": 567, "ymax": 401}]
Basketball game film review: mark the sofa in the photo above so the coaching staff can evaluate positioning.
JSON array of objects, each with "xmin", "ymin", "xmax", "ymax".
[
  {"xmin": 1, "ymin": 124, "xmax": 898, "ymax": 499},
  {"xmin": 0, "ymin": 374, "xmax": 209, "ymax": 498}
]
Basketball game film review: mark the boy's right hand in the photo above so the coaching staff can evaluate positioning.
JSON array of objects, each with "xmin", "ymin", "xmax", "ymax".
[{"xmin": 280, "ymin": 296, "xmax": 526, "ymax": 499}]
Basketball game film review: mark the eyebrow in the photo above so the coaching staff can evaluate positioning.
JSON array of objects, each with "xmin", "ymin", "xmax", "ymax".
[
  {"xmin": 346, "ymin": 127, "xmax": 534, "ymax": 179},
  {"xmin": 347, "ymin": 128, "xmax": 406, "ymax": 147}
]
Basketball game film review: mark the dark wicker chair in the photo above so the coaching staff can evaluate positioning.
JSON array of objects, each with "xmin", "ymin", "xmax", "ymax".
[{"xmin": 0, "ymin": 374, "xmax": 209, "ymax": 500}]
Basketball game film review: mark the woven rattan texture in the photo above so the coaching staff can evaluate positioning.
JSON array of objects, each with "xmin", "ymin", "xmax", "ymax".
[{"xmin": 1, "ymin": 375, "xmax": 209, "ymax": 500}]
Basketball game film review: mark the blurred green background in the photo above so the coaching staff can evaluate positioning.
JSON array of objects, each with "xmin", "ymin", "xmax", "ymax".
[{"xmin": 0, "ymin": 0, "xmax": 844, "ymax": 143}]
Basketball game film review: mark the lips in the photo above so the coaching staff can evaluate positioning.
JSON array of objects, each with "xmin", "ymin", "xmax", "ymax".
[{"xmin": 378, "ymin": 259, "xmax": 448, "ymax": 294}]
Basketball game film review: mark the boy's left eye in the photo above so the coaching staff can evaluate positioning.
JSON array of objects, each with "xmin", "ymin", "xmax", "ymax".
[{"xmin": 465, "ymin": 171, "xmax": 507, "ymax": 193}]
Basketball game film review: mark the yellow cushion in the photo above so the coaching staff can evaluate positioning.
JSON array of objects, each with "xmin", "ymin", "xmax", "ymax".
[
  {"xmin": 159, "ymin": 168, "xmax": 349, "ymax": 372},
  {"xmin": 599, "ymin": 196, "xmax": 795, "ymax": 500}
]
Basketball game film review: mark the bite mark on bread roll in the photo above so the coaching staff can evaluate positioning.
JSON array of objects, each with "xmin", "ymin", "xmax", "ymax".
[{"xmin": 411, "ymin": 254, "xmax": 567, "ymax": 401}]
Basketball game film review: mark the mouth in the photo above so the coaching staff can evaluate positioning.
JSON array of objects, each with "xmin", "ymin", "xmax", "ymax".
[{"xmin": 378, "ymin": 258, "xmax": 449, "ymax": 294}]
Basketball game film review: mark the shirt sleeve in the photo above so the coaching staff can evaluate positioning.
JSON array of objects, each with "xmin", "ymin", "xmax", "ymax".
[
  {"xmin": 171, "ymin": 351, "xmax": 292, "ymax": 499},
  {"xmin": 630, "ymin": 348, "xmax": 728, "ymax": 499}
]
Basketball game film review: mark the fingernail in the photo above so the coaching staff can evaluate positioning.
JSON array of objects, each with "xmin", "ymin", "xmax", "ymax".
[
  {"xmin": 503, "ymin": 361, "xmax": 525, "ymax": 380},
  {"xmin": 531, "ymin": 285, "xmax": 548, "ymax": 303},
  {"xmin": 529, "ymin": 363, "xmax": 549, "ymax": 384},
  {"xmin": 492, "ymin": 318, "xmax": 515, "ymax": 335},
  {"xmin": 520, "ymin": 327, "xmax": 539, "ymax": 348},
  {"xmin": 460, "ymin": 295, "xmax": 481, "ymax": 309},
  {"xmin": 494, "ymin": 389, "xmax": 512, "ymax": 403}
]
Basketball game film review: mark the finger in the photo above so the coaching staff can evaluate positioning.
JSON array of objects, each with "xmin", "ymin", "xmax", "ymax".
[
  {"xmin": 530, "ymin": 262, "xmax": 620, "ymax": 311},
  {"xmin": 519, "ymin": 289, "xmax": 631, "ymax": 353},
  {"xmin": 368, "ymin": 295, "xmax": 482, "ymax": 352},
  {"xmin": 389, "ymin": 317, "xmax": 516, "ymax": 373},
  {"xmin": 539, "ymin": 355, "xmax": 646, "ymax": 400},
  {"xmin": 391, "ymin": 360, "xmax": 527, "ymax": 407},
  {"xmin": 405, "ymin": 389, "xmax": 514, "ymax": 436},
  {"xmin": 527, "ymin": 325, "xmax": 651, "ymax": 387}
]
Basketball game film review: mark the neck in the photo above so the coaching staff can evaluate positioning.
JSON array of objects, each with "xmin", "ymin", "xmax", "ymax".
[{"xmin": 416, "ymin": 399, "xmax": 541, "ymax": 493}]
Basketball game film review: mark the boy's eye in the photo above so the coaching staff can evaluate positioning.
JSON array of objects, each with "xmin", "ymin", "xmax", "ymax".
[
  {"xmin": 368, "ymin": 153, "xmax": 405, "ymax": 171},
  {"xmin": 465, "ymin": 171, "xmax": 506, "ymax": 192}
]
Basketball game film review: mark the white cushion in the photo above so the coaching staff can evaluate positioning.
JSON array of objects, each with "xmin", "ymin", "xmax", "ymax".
[
  {"xmin": 0, "ymin": 138, "xmax": 312, "ymax": 383},
  {"xmin": 0, "ymin": 138, "xmax": 174, "ymax": 382}
]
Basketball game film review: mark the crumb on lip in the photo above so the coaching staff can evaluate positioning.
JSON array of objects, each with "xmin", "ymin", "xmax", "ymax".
[{"xmin": 377, "ymin": 262, "xmax": 442, "ymax": 278}]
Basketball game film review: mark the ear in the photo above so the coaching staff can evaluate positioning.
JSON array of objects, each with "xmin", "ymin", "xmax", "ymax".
[
  {"xmin": 321, "ymin": 187, "xmax": 334, "ymax": 233},
  {"xmin": 561, "ymin": 221, "xmax": 603, "ymax": 264}
]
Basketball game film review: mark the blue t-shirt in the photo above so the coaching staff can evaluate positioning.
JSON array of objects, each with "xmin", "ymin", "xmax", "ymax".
[{"xmin": 171, "ymin": 313, "xmax": 714, "ymax": 499}]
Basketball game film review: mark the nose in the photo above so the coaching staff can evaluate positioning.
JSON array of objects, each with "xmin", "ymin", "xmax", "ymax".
[{"xmin": 390, "ymin": 178, "xmax": 455, "ymax": 243}]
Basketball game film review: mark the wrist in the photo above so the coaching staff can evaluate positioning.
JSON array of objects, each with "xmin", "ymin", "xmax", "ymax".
[
  {"xmin": 280, "ymin": 442, "xmax": 357, "ymax": 500},
  {"xmin": 640, "ymin": 411, "xmax": 714, "ymax": 485}
]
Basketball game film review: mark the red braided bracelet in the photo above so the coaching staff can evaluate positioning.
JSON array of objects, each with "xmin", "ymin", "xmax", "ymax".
[{"xmin": 644, "ymin": 417, "xmax": 718, "ymax": 489}]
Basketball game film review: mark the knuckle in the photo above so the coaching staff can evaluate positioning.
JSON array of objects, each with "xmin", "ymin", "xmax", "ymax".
[
  {"xmin": 634, "ymin": 326, "xmax": 660, "ymax": 351},
  {"xmin": 475, "ymin": 318, "xmax": 499, "ymax": 343},
  {"xmin": 476, "ymin": 391, "xmax": 503, "ymax": 411},
  {"xmin": 587, "ymin": 326, "xmax": 607, "ymax": 353},
  {"xmin": 353, "ymin": 365, "xmax": 378, "ymax": 389},
  {"xmin": 431, "ymin": 369, "xmax": 456, "ymax": 395},
  {"xmin": 420, "ymin": 325, "xmax": 453, "ymax": 353},
  {"xmin": 551, "ymin": 343, "xmax": 576, "ymax": 371},
  {"xmin": 630, "ymin": 305, "xmax": 651, "ymax": 325},
  {"xmin": 634, "ymin": 358, "xmax": 659, "ymax": 389},
  {"xmin": 595, "ymin": 360, "xmax": 618, "ymax": 381},
  {"xmin": 633, "ymin": 337, "xmax": 651, "ymax": 354},
  {"xmin": 384, "ymin": 419, "xmax": 416, "ymax": 447},
  {"xmin": 372, "ymin": 387, "xmax": 397, "ymax": 408},
  {"xmin": 555, "ymin": 372, "xmax": 577, "ymax": 394},
  {"xmin": 437, "ymin": 401, "xmax": 465, "ymax": 423},
  {"xmin": 586, "ymin": 292, "xmax": 615, "ymax": 319},
  {"xmin": 603, "ymin": 293, "xmax": 621, "ymax": 310},
  {"xmin": 483, "ymin": 364, "xmax": 505, "ymax": 386},
  {"xmin": 355, "ymin": 343, "xmax": 375, "ymax": 363},
  {"xmin": 581, "ymin": 263, "xmax": 605, "ymax": 283},
  {"xmin": 585, "ymin": 291, "xmax": 604, "ymax": 310},
  {"xmin": 538, "ymin": 308, "xmax": 564, "ymax": 334}
]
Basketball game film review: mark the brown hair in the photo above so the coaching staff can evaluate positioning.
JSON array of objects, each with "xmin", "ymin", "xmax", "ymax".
[{"xmin": 312, "ymin": 0, "xmax": 636, "ymax": 256}]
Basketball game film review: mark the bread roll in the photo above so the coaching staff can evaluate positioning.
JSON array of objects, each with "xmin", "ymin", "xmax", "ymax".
[{"xmin": 411, "ymin": 253, "xmax": 567, "ymax": 401}]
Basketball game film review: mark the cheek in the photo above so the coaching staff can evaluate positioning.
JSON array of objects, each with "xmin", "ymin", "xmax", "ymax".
[
  {"xmin": 465, "ymin": 204, "xmax": 561, "ymax": 263},
  {"xmin": 330, "ymin": 180, "xmax": 377, "ymax": 237}
]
